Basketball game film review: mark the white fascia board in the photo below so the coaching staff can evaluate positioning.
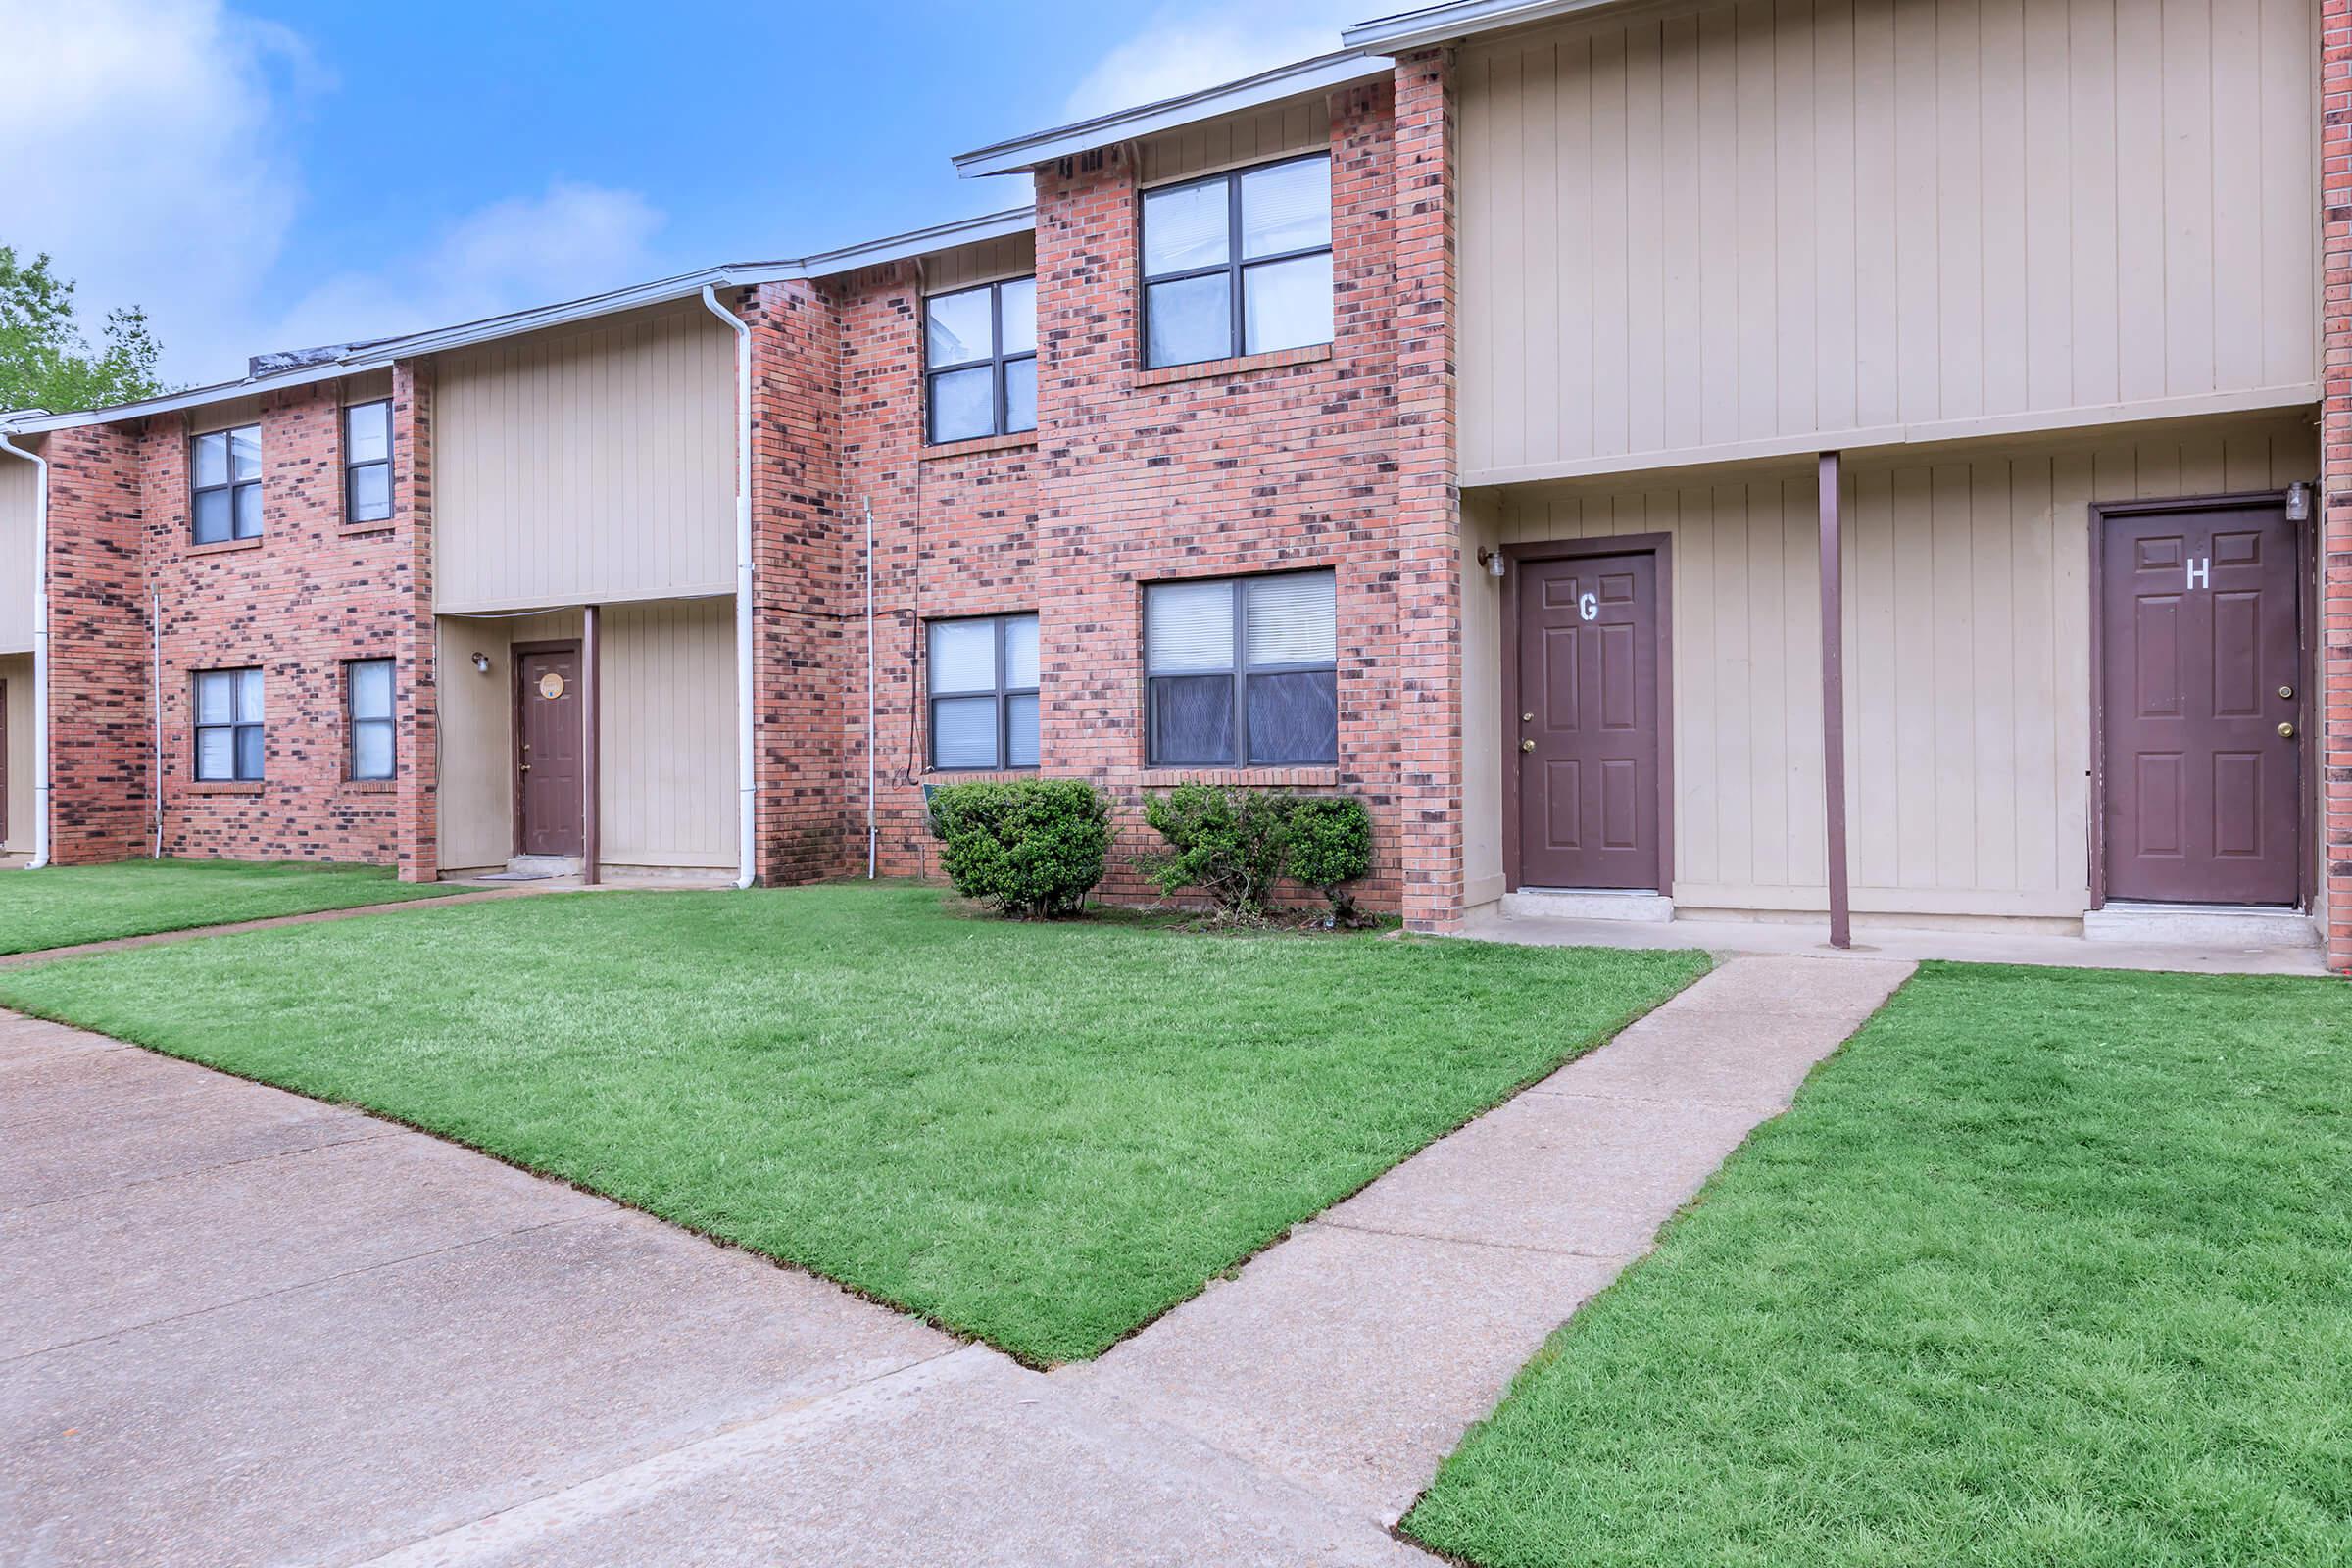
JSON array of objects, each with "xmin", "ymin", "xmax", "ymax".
[
  {"xmin": 1, "ymin": 209, "xmax": 1037, "ymax": 436},
  {"xmin": 1342, "ymin": 0, "xmax": 1623, "ymax": 51},
  {"xmin": 953, "ymin": 53, "xmax": 1391, "ymax": 177}
]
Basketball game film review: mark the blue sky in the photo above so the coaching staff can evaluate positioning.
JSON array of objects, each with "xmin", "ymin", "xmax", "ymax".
[{"xmin": 2, "ymin": 0, "xmax": 1369, "ymax": 387}]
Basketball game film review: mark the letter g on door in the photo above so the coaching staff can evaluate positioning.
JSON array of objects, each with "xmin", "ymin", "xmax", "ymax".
[{"xmin": 1578, "ymin": 591, "xmax": 1598, "ymax": 621}]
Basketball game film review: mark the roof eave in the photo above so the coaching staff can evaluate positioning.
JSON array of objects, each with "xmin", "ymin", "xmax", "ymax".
[
  {"xmin": 1341, "ymin": 0, "xmax": 1627, "ymax": 52},
  {"xmin": 953, "ymin": 52, "xmax": 1391, "ymax": 178}
]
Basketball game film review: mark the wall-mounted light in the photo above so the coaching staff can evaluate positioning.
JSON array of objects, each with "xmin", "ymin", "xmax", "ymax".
[
  {"xmin": 471, "ymin": 652, "xmax": 492, "ymax": 674},
  {"xmin": 1477, "ymin": 548, "xmax": 1506, "ymax": 580},
  {"xmin": 2285, "ymin": 480, "xmax": 2314, "ymax": 523}
]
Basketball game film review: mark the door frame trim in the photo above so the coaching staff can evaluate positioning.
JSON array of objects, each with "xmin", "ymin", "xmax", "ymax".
[
  {"xmin": 511, "ymin": 638, "xmax": 583, "ymax": 860},
  {"xmin": 1500, "ymin": 532, "xmax": 1676, "ymax": 896},
  {"xmin": 2085, "ymin": 489, "xmax": 2311, "ymax": 912}
]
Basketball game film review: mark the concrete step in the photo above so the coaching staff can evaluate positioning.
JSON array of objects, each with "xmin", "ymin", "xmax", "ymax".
[
  {"xmin": 2082, "ymin": 902, "xmax": 2321, "ymax": 949},
  {"xmin": 1500, "ymin": 888, "xmax": 1674, "ymax": 924}
]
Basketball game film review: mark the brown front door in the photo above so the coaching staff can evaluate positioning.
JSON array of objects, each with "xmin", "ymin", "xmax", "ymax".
[
  {"xmin": 514, "ymin": 642, "xmax": 584, "ymax": 858},
  {"xmin": 2100, "ymin": 501, "xmax": 2302, "ymax": 906},
  {"xmin": 1515, "ymin": 550, "xmax": 1664, "ymax": 889}
]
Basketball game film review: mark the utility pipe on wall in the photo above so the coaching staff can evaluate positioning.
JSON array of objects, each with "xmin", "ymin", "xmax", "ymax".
[
  {"xmin": 0, "ymin": 431, "xmax": 49, "ymax": 869},
  {"xmin": 1818, "ymin": 450, "xmax": 1852, "ymax": 951},
  {"xmin": 864, "ymin": 497, "xmax": 876, "ymax": 879},
  {"xmin": 700, "ymin": 284, "xmax": 757, "ymax": 891},
  {"xmin": 151, "ymin": 588, "xmax": 162, "ymax": 858}
]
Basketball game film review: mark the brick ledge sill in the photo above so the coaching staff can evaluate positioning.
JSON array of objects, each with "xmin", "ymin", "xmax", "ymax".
[
  {"xmin": 187, "ymin": 536, "xmax": 265, "ymax": 558},
  {"xmin": 1134, "ymin": 344, "xmax": 1334, "ymax": 388},
  {"xmin": 181, "ymin": 781, "xmax": 265, "ymax": 797},
  {"xmin": 919, "ymin": 431, "xmax": 1038, "ymax": 462}
]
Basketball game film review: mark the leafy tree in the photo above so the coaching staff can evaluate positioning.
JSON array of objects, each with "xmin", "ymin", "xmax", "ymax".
[{"xmin": 0, "ymin": 247, "xmax": 172, "ymax": 415}]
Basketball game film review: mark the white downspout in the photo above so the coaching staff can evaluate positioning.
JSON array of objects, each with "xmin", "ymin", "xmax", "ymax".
[
  {"xmin": 0, "ymin": 431, "xmax": 49, "ymax": 869},
  {"xmin": 700, "ymin": 285, "xmax": 757, "ymax": 890},
  {"xmin": 864, "ymin": 497, "xmax": 876, "ymax": 879},
  {"xmin": 151, "ymin": 588, "xmax": 162, "ymax": 858}
]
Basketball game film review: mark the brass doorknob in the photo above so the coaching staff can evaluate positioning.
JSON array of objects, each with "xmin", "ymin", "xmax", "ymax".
[
  {"xmin": 2278, "ymin": 722, "xmax": 2296, "ymax": 739},
  {"xmin": 1521, "ymin": 738, "xmax": 1537, "ymax": 753}
]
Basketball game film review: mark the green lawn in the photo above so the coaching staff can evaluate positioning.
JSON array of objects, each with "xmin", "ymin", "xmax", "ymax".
[
  {"xmin": 1404, "ymin": 962, "xmax": 2352, "ymax": 1568},
  {"xmin": 1, "ymin": 858, "xmax": 466, "ymax": 956},
  {"xmin": 0, "ymin": 882, "xmax": 1704, "ymax": 1363}
]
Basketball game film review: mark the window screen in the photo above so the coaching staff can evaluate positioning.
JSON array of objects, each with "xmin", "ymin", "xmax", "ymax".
[
  {"xmin": 924, "ymin": 277, "xmax": 1038, "ymax": 444},
  {"xmin": 192, "ymin": 424, "xmax": 262, "ymax": 544},
  {"xmin": 348, "ymin": 659, "xmax": 395, "ymax": 779},
  {"xmin": 345, "ymin": 401, "xmax": 392, "ymax": 523},
  {"xmin": 927, "ymin": 612, "xmax": 1040, "ymax": 769},
  {"xmin": 1142, "ymin": 155, "xmax": 1334, "ymax": 368},
  {"xmin": 1144, "ymin": 570, "xmax": 1337, "ymax": 764}
]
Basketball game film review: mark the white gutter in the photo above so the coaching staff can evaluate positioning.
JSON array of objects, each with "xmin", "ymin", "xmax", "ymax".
[
  {"xmin": 700, "ymin": 285, "xmax": 758, "ymax": 890},
  {"xmin": 0, "ymin": 430, "xmax": 49, "ymax": 868}
]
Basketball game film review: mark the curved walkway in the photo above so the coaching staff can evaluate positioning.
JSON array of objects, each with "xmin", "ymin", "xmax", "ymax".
[{"xmin": 0, "ymin": 956, "xmax": 1908, "ymax": 1565}]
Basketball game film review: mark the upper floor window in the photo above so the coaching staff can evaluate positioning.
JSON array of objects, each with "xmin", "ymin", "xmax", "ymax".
[
  {"xmin": 191, "ymin": 424, "xmax": 262, "ymax": 544},
  {"xmin": 928, "ymin": 612, "xmax": 1039, "ymax": 770},
  {"xmin": 1142, "ymin": 154, "xmax": 1333, "ymax": 369},
  {"xmin": 925, "ymin": 278, "xmax": 1037, "ymax": 445},
  {"xmin": 347, "ymin": 658, "xmax": 395, "ymax": 780},
  {"xmin": 1145, "ymin": 569, "xmax": 1337, "ymax": 765},
  {"xmin": 345, "ymin": 400, "xmax": 392, "ymax": 523},
  {"xmin": 194, "ymin": 666, "xmax": 265, "ymax": 781}
]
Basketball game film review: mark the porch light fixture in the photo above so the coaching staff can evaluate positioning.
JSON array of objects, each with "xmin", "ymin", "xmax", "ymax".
[
  {"xmin": 1478, "ymin": 547, "xmax": 1506, "ymax": 579},
  {"xmin": 2285, "ymin": 480, "xmax": 2313, "ymax": 523},
  {"xmin": 470, "ymin": 652, "xmax": 492, "ymax": 674}
]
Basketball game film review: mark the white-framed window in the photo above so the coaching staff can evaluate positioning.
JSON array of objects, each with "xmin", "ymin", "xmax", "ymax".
[
  {"xmin": 927, "ymin": 613, "xmax": 1040, "ymax": 770},
  {"xmin": 1145, "ymin": 570, "xmax": 1337, "ymax": 765},
  {"xmin": 1141, "ymin": 154, "xmax": 1333, "ymax": 369}
]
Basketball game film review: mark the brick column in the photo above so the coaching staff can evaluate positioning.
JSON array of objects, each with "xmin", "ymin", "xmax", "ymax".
[
  {"xmin": 2324, "ymin": 0, "xmax": 2352, "ymax": 971},
  {"xmin": 1392, "ymin": 47, "xmax": 1464, "ymax": 932},
  {"xmin": 43, "ymin": 422, "xmax": 151, "ymax": 864},
  {"xmin": 393, "ymin": 360, "xmax": 439, "ymax": 881},
  {"xmin": 744, "ymin": 279, "xmax": 851, "ymax": 886}
]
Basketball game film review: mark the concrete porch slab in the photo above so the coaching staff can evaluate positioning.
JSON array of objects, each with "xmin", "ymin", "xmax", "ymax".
[{"xmin": 1454, "ymin": 903, "xmax": 2332, "ymax": 975}]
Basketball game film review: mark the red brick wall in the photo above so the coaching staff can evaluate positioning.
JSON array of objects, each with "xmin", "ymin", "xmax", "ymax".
[
  {"xmin": 2325, "ymin": 0, "xmax": 2352, "ymax": 971},
  {"xmin": 825, "ymin": 71, "xmax": 1466, "ymax": 926},
  {"xmin": 134, "ymin": 381, "xmax": 432, "ymax": 864},
  {"xmin": 42, "ymin": 422, "xmax": 151, "ymax": 864},
  {"xmin": 392, "ymin": 363, "xmax": 439, "ymax": 881}
]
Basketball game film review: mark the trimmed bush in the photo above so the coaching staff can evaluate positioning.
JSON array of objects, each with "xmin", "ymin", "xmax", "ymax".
[
  {"xmin": 1142, "ymin": 783, "xmax": 1374, "ymax": 920},
  {"xmin": 1286, "ymin": 794, "xmax": 1375, "ymax": 925},
  {"xmin": 928, "ymin": 779, "xmax": 1109, "ymax": 918}
]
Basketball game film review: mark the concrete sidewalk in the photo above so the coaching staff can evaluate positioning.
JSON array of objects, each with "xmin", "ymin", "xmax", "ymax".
[{"xmin": 1, "ymin": 954, "xmax": 1906, "ymax": 1563}]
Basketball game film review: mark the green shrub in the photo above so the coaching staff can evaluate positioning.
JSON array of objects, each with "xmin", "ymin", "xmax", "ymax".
[
  {"xmin": 1141, "ymin": 783, "xmax": 1296, "ymax": 913},
  {"xmin": 927, "ymin": 779, "xmax": 1109, "ymax": 918},
  {"xmin": 1285, "ymin": 794, "xmax": 1375, "ymax": 925},
  {"xmin": 1141, "ymin": 784, "xmax": 1374, "ymax": 921}
]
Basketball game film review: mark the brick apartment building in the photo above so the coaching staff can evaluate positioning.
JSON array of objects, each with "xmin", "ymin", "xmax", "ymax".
[{"xmin": 4, "ymin": 0, "xmax": 2348, "ymax": 970}]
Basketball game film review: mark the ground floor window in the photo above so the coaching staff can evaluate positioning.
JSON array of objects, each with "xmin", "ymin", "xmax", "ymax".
[
  {"xmin": 1145, "ymin": 569, "xmax": 1337, "ymax": 765},
  {"xmin": 347, "ymin": 658, "xmax": 395, "ymax": 779},
  {"xmin": 927, "ymin": 613, "xmax": 1039, "ymax": 770},
  {"xmin": 194, "ymin": 667, "xmax": 265, "ymax": 781}
]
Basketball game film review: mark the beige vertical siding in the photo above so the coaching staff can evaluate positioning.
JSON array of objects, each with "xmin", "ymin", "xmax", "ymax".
[
  {"xmin": 0, "ymin": 444, "xmax": 37, "ymax": 654},
  {"xmin": 434, "ymin": 602, "xmax": 734, "ymax": 871},
  {"xmin": 1457, "ymin": 0, "xmax": 2320, "ymax": 482},
  {"xmin": 1140, "ymin": 95, "xmax": 1331, "ymax": 184},
  {"xmin": 921, "ymin": 230, "xmax": 1037, "ymax": 293},
  {"xmin": 1, "ymin": 653, "xmax": 30, "ymax": 852},
  {"xmin": 599, "ymin": 597, "xmax": 737, "ymax": 868},
  {"xmin": 434, "ymin": 303, "xmax": 737, "ymax": 613},
  {"xmin": 1461, "ymin": 415, "xmax": 2318, "ymax": 917}
]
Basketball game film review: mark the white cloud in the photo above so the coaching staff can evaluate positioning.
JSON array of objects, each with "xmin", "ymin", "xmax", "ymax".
[
  {"xmin": 1060, "ymin": 0, "xmax": 1366, "ymax": 122},
  {"xmin": 0, "ymin": 1, "xmax": 663, "ymax": 388},
  {"xmin": 262, "ymin": 181, "xmax": 665, "ymax": 356}
]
